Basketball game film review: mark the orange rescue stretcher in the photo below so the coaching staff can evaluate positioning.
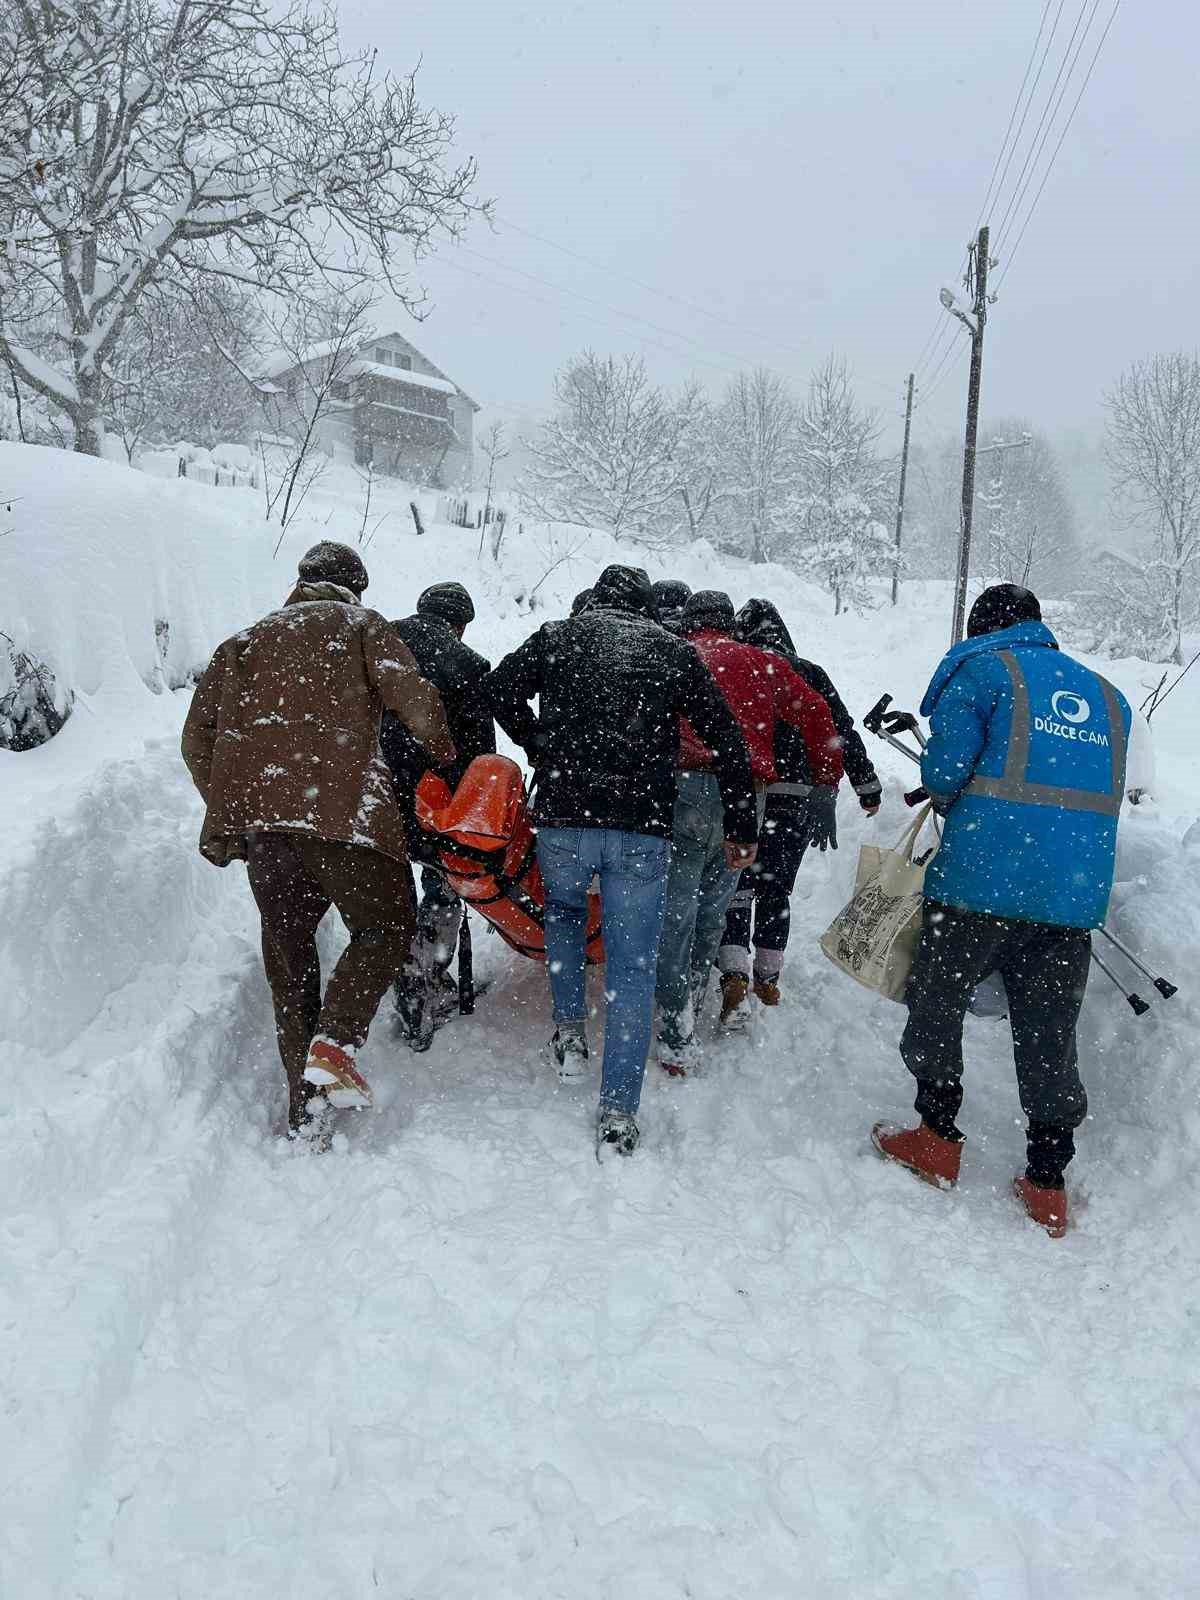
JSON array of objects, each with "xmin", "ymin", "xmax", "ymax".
[{"xmin": 415, "ymin": 754, "xmax": 604, "ymax": 964}]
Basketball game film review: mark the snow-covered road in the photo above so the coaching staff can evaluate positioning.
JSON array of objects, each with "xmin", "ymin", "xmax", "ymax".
[{"xmin": 4, "ymin": 707, "xmax": 1199, "ymax": 1600}]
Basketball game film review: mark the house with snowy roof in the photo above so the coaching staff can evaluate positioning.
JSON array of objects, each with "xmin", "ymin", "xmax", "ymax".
[{"xmin": 260, "ymin": 330, "xmax": 479, "ymax": 488}]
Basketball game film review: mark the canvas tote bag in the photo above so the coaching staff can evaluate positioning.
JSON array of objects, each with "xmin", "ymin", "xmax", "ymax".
[{"xmin": 819, "ymin": 805, "xmax": 939, "ymax": 1002}]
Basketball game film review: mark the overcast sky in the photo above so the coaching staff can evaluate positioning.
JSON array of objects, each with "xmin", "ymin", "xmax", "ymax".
[{"xmin": 338, "ymin": 0, "xmax": 1198, "ymax": 454}]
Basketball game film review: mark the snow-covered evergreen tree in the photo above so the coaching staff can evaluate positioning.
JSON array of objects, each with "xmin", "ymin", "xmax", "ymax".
[{"xmin": 789, "ymin": 358, "xmax": 891, "ymax": 613}]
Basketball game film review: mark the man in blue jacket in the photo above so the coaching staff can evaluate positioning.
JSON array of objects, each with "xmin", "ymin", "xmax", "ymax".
[{"xmin": 872, "ymin": 584, "xmax": 1131, "ymax": 1238}]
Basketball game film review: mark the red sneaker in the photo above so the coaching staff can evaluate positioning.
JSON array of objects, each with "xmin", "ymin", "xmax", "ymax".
[
  {"xmin": 1013, "ymin": 1176, "xmax": 1068, "ymax": 1239},
  {"xmin": 871, "ymin": 1121, "xmax": 963, "ymax": 1189},
  {"xmin": 303, "ymin": 1038, "xmax": 373, "ymax": 1109}
]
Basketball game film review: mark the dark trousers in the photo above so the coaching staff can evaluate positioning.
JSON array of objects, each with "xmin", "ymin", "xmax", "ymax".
[
  {"xmin": 901, "ymin": 902, "xmax": 1090, "ymax": 1186},
  {"xmin": 246, "ymin": 832, "xmax": 416, "ymax": 1125},
  {"xmin": 719, "ymin": 803, "xmax": 808, "ymax": 977}
]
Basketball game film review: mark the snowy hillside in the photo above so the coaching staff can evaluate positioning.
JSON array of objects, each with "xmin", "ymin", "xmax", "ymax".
[{"xmin": 3, "ymin": 441, "xmax": 1199, "ymax": 1599}]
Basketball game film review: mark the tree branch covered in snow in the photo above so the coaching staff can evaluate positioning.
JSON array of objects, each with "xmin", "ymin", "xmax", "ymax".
[
  {"xmin": 786, "ymin": 357, "xmax": 892, "ymax": 613},
  {"xmin": 707, "ymin": 368, "xmax": 800, "ymax": 564},
  {"xmin": 519, "ymin": 352, "xmax": 701, "ymax": 540},
  {"xmin": 1104, "ymin": 353, "xmax": 1200, "ymax": 664},
  {"xmin": 0, "ymin": 0, "xmax": 483, "ymax": 455}
]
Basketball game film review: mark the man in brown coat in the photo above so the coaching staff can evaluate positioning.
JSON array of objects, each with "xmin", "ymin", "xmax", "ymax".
[{"xmin": 181, "ymin": 541, "xmax": 455, "ymax": 1138}]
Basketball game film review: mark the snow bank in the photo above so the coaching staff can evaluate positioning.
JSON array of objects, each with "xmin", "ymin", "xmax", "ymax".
[{"xmin": 3, "ymin": 443, "xmax": 1200, "ymax": 1597}]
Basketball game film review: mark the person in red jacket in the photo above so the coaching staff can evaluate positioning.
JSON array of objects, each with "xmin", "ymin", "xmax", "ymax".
[{"xmin": 655, "ymin": 591, "xmax": 844, "ymax": 1072}]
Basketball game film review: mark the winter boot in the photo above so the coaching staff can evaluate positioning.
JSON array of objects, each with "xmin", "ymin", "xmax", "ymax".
[
  {"xmin": 596, "ymin": 1108, "xmax": 640, "ymax": 1158},
  {"xmin": 871, "ymin": 1121, "xmax": 963, "ymax": 1189},
  {"xmin": 657, "ymin": 1011, "xmax": 702, "ymax": 1078},
  {"xmin": 303, "ymin": 1037, "xmax": 373, "ymax": 1109},
  {"xmin": 1012, "ymin": 1176, "xmax": 1069, "ymax": 1239},
  {"xmin": 718, "ymin": 972, "xmax": 752, "ymax": 1032},
  {"xmin": 394, "ymin": 965, "xmax": 436, "ymax": 1053},
  {"xmin": 753, "ymin": 975, "xmax": 781, "ymax": 1007},
  {"xmin": 289, "ymin": 1091, "xmax": 333, "ymax": 1153},
  {"xmin": 550, "ymin": 1021, "xmax": 590, "ymax": 1084}
]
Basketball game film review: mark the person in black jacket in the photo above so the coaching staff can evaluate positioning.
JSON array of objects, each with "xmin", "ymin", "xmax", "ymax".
[
  {"xmin": 717, "ymin": 597, "xmax": 882, "ymax": 1016},
  {"xmin": 380, "ymin": 581, "xmax": 496, "ymax": 1049},
  {"xmin": 485, "ymin": 563, "xmax": 757, "ymax": 1155}
]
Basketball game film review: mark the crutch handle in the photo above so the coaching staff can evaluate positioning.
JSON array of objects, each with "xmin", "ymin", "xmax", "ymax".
[
  {"xmin": 863, "ymin": 694, "xmax": 893, "ymax": 735},
  {"xmin": 904, "ymin": 786, "xmax": 929, "ymax": 808},
  {"xmin": 881, "ymin": 710, "xmax": 921, "ymax": 736}
]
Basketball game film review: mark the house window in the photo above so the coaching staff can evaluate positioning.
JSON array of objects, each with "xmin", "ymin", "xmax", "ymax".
[
  {"xmin": 330, "ymin": 379, "xmax": 349, "ymax": 400},
  {"xmin": 374, "ymin": 345, "xmax": 411, "ymax": 370}
]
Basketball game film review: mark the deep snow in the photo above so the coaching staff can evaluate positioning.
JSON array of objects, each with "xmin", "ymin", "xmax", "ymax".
[{"xmin": 2, "ymin": 443, "xmax": 1199, "ymax": 1599}]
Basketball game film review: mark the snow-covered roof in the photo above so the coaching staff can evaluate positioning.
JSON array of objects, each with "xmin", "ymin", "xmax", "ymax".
[
  {"xmin": 258, "ymin": 330, "xmax": 479, "ymax": 411},
  {"xmin": 371, "ymin": 329, "xmax": 481, "ymax": 412},
  {"xmin": 258, "ymin": 337, "xmax": 346, "ymax": 382},
  {"xmin": 346, "ymin": 361, "xmax": 458, "ymax": 396}
]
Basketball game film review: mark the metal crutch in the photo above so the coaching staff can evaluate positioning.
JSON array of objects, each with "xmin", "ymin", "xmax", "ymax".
[
  {"xmin": 1090, "ymin": 946, "xmax": 1151, "ymax": 1016},
  {"xmin": 1095, "ymin": 925, "xmax": 1178, "ymax": 999},
  {"xmin": 862, "ymin": 695, "xmax": 928, "ymax": 806}
]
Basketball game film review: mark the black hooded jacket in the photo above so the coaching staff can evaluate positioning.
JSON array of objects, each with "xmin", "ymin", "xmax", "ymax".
[
  {"xmin": 735, "ymin": 599, "xmax": 880, "ymax": 804},
  {"xmin": 380, "ymin": 613, "xmax": 495, "ymax": 794},
  {"xmin": 485, "ymin": 565, "xmax": 757, "ymax": 842}
]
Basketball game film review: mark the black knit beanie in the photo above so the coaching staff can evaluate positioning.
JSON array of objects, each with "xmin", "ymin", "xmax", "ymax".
[
  {"xmin": 683, "ymin": 590, "xmax": 735, "ymax": 633},
  {"xmin": 966, "ymin": 584, "xmax": 1042, "ymax": 638},
  {"xmin": 417, "ymin": 581, "xmax": 476, "ymax": 628}
]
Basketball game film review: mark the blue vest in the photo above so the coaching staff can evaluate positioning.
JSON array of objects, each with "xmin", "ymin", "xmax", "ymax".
[{"xmin": 919, "ymin": 622, "xmax": 1131, "ymax": 929}]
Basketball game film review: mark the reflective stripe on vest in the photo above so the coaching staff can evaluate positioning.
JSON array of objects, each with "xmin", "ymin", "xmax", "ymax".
[{"xmin": 964, "ymin": 650, "xmax": 1126, "ymax": 818}]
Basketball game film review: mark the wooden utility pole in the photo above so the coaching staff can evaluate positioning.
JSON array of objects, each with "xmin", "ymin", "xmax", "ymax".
[
  {"xmin": 891, "ymin": 372, "xmax": 915, "ymax": 606},
  {"xmin": 950, "ymin": 224, "xmax": 990, "ymax": 644}
]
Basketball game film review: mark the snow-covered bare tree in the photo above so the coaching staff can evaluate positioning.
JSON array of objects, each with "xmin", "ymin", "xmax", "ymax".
[
  {"xmin": 256, "ymin": 293, "xmax": 372, "ymax": 531},
  {"xmin": 669, "ymin": 382, "xmax": 726, "ymax": 542},
  {"xmin": 976, "ymin": 421, "xmax": 1076, "ymax": 593},
  {"xmin": 477, "ymin": 420, "xmax": 510, "ymax": 559},
  {"xmin": 0, "ymin": 0, "xmax": 480, "ymax": 456},
  {"xmin": 710, "ymin": 368, "xmax": 799, "ymax": 562},
  {"xmin": 788, "ymin": 358, "xmax": 891, "ymax": 613},
  {"xmin": 520, "ymin": 352, "xmax": 696, "ymax": 538},
  {"xmin": 104, "ymin": 282, "xmax": 260, "ymax": 460},
  {"xmin": 1105, "ymin": 353, "xmax": 1200, "ymax": 664}
]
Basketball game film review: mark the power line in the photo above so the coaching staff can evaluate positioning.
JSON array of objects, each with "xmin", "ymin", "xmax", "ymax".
[
  {"xmin": 493, "ymin": 214, "xmax": 824, "ymax": 364},
  {"xmin": 973, "ymin": 0, "xmax": 1057, "ymax": 233},
  {"xmin": 431, "ymin": 252, "xmax": 748, "ymax": 379},
  {"xmin": 992, "ymin": 0, "xmax": 1101, "ymax": 249},
  {"xmin": 915, "ymin": 314, "xmax": 959, "ymax": 389},
  {"xmin": 434, "ymin": 235, "xmax": 901, "ymax": 405},
  {"xmin": 996, "ymin": 0, "xmax": 1120, "ymax": 284},
  {"xmin": 911, "ymin": 0, "xmax": 1061, "ymax": 397},
  {"xmin": 450, "ymin": 240, "xmax": 801, "ymax": 379},
  {"xmin": 985, "ymin": 0, "xmax": 1071, "ymax": 239},
  {"xmin": 917, "ymin": 332, "xmax": 968, "ymax": 411}
]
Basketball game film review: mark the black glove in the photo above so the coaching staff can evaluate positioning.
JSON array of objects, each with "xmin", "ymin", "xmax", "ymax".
[
  {"xmin": 857, "ymin": 779, "xmax": 883, "ymax": 814},
  {"xmin": 806, "ymin": 785, "xmax": 838, "ymax": 852}
]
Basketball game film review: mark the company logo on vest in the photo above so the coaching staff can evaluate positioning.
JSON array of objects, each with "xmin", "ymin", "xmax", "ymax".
[{"xmin": 1037, "ymin": 689, "xmax": 1109, "ymax": 746}]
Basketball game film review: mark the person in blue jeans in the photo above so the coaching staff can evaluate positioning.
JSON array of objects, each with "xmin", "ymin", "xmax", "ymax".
[
  {"xmin": 537, "ymin": 828, "xmax": 672, "ymax": 1124},
  {"xmin": 484, "ymin": 564, "xmax": 756, "ymax": 1155}
]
